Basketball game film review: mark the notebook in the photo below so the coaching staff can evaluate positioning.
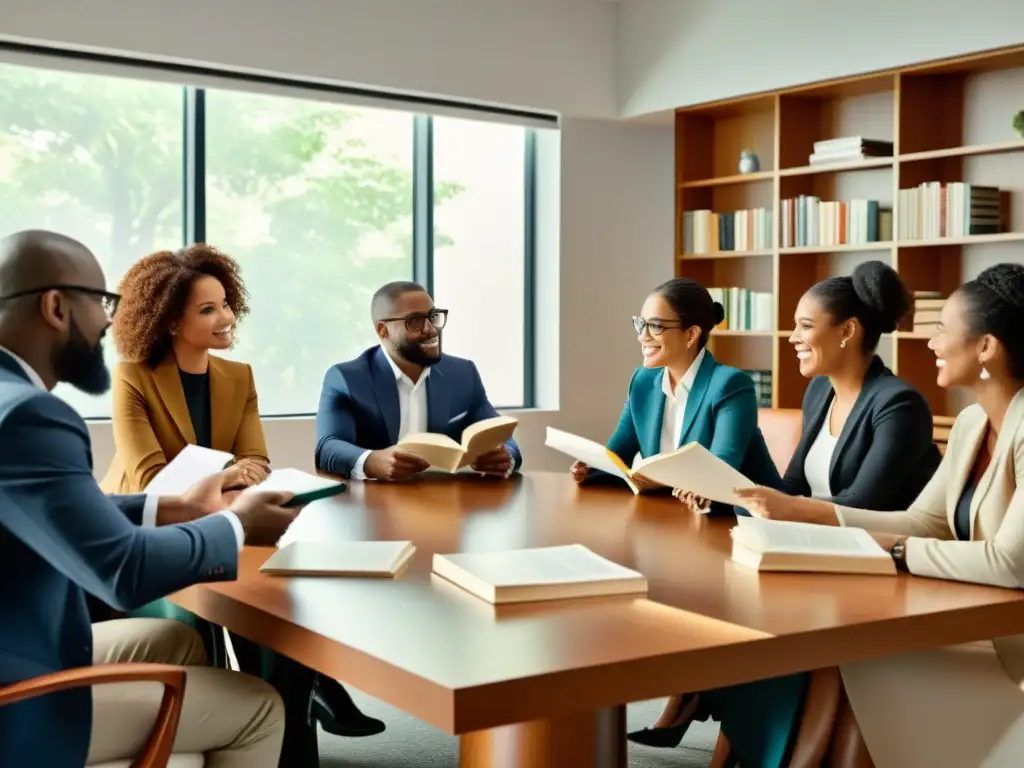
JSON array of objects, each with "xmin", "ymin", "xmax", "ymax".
[
  {"xmin": 432, "ymin": 544, "xmax": 648, "ymax": 604},
  {"xmin": 730, "ymin": 517, "xmax": 896, "ymax": 575},
  {"xmin": 248, "ymin": 468, "xmax": 347, "ymax": 507},
  {"xmin": 545, "ymin": 427, "xmax": 755, "ymax": 503},
  {"xmin": 260, "ymin": 540, "xmax": 416, "ymax": 577},
  {"xmin": 398, "ymin": 415, "xmax": 518, "ymax": 472}
]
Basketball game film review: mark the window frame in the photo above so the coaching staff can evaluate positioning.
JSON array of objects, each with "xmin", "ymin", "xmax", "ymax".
[{"xmin": 0, "ymin": 41, "xmax": 543, "ymax": 416}]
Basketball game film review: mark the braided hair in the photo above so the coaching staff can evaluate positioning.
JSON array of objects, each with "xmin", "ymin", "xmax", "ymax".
[
  {"xmin": 653, "ymin": 278, "xmax": 726, "ymax": 348},
  {"xmin": 808, "ymin": 260, "xmax": 911, "ymax": 352},
  {"xmin": 958, "ymin": 263, "xmax": 1024, "ymax": 380}
]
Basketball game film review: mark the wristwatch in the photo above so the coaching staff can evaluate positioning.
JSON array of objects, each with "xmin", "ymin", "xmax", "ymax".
[{"xmin": 889, "ymin": 538, "xmax": 909, "ymax": 573}]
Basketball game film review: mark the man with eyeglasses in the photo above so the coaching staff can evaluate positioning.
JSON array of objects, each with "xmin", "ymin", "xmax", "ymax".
[
  {"xmin": 0, "ymin": 230, "xmax": 297, "ymax": 767},
  {"xmin": 315, "ymin": 280, "xmax": 522, "ymax": 481}
]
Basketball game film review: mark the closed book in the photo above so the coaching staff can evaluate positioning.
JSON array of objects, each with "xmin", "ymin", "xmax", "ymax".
[
  {"xmin": 261, "ymin": 540, "xmax": 416, "ymax": 578},
  {"xmin": 432, "ymin": 544, "xmax": 647, "ymax": 604},
  {"xmin": 730, "ymin": 518, "xmax": 895, "ymax": 575}
]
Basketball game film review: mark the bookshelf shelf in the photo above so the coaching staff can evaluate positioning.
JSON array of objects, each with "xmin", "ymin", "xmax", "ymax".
[
  {"xmin": 675, "ymin": 43, "xmax": 1024, "ymax": 416},
  {"xmin": 681, "ymin": 171, "xmax": 774, "ymax": 188},
  {"xmin": 898, "ymin": 139, "xmax": 1024, "ymax": 163},
  {"xmin": 779, "ymin": 157, "xmax": 893, "ymax": 177}
]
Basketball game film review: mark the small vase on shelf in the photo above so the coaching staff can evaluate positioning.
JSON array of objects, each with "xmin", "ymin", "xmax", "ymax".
[{"xmin": 738, "ymin": 150, "xmax": 761, "ymax": 174}]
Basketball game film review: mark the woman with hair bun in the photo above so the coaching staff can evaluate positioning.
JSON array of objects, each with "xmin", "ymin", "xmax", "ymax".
[
  {"xmin": 630, "ymin": 262, "xmax": 942, "ymax": 765},
  {"xmin": 570, "ymin": 277, "xmax": 779, "ymax": 516},
  {"xmin": 734, "ymin": 262, "xmax": 1024, "ymax": 767}
]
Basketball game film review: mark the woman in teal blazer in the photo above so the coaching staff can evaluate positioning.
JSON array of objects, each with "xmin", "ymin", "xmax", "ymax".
[{"xmin": 571, "ymin": 277, "xmax": 778, "ymax": 504}]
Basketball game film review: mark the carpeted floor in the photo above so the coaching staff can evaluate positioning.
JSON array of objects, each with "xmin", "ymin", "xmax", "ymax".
[{"xmin": 319, "ymin": 689, "xmax": 719, "ymax": 767}]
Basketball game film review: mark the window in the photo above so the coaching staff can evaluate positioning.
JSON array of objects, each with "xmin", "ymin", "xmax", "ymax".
[
  {"xmin": 205, "ymin": 91, "xmax": 414, "ymax": 415},
  {"xmin": 432, "ymin": 116, "xmax": 527, "ymax": 408},
  {"xmin": 0, "ymin": 53, "xmax": 539, "ymax": 417},
  {"xmin": 0, "ymin": 61, "xmax": 184, "ymax": 417}
]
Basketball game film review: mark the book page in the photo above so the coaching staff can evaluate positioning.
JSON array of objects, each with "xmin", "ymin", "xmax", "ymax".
[
  {"xmin": 544, "ymin": 427, "xmax": 633, "ymax": 484},
  {"xmin": 733, "ymin": 517, "xmax": 887, "ymax": 557},
  {"xmin": 261, "ymin": 540, "xmax": 414, "ymax": 576},
  {"xmin": 397, "ymin": 434, "xmax": 464, "ymax": 472},
  {"xmin": 437, "ymin": 544, "xmax": 642, "ymax": 587},
  {"xmin": 458, "ymin": 415, "xmax": 518, "ymax": 467},
  {"xmin": 252, "ymin": 468, "xmax": 340, "ymax": 494},
  {"xmin": 144, "ymin": 444, "xmax": 234, "ymax": 495},
  {"xmin": 632, "ymin": 442, "xmax": 754, "ymax": 505}
]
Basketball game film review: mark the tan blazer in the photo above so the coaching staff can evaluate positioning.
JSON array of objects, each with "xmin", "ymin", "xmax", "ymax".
[
  {"xmin": 101, "ymin": 355, "xmax": 269, "ymax": 494},
  {"xmin": 840, "ymin": 388, "xmax": 1024, "ymax": 681}
]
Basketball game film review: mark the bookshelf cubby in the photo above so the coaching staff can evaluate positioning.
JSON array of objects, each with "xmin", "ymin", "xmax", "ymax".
[{"xmin": 675, "ymin": 44, "xmax": 1024, "ymax": 419}]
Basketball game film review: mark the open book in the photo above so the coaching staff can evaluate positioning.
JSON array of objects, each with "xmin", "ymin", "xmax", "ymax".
[
  {"xmin": 545, "ymin": 427, "xmax": 755, "ymax": 503},
  {"xmin": 432, "ymin": 544, "xmax": 648, "ymax": 604},
  {"xmin": 260, "ymin": 540, "xmax": 416, "ymax": 578},
  {"xmin": 730, "ymin": 517, "xmax": 896, "ymax": 575},
  {"xmin": 398, "ymin": 415, "xmax": 518, "ymax": 473}
]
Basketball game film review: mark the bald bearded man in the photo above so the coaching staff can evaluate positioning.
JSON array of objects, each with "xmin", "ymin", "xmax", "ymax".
[{"xmin": 0, "ymin": 231, "xmax": 295, "ymax": 767}]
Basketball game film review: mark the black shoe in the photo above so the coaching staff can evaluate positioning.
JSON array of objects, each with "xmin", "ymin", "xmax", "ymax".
[
  {"xmin": 308, "ymin": 676, "xmax": 386, "ymax": 738},
  {"xmin": 627, "ymin": 693, "xmax": 707, "ymax": 748}
]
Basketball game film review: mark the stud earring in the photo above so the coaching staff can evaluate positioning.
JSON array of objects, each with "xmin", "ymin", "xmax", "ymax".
[{"xmin": 840, "ymin": 339, "xmax": 847, "ymax": 349}]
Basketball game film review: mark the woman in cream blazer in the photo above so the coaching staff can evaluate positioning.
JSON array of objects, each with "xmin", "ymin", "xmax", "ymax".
[{"xmin": 737, "ymin": 262, "xmax": 1024, "ymax": 768}]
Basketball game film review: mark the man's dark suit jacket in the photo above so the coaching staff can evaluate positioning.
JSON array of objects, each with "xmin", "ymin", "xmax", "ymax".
[
  {"xmin": 315, "ymin": 346, "xmax": 522, "ymax": 477},
  {"xmin": 0, "ymin": 351, "xmax": 239, "ymax": 768},
  {"xmin": 773, "ymin": 355, "xmax": 942, "ymax": 509}
]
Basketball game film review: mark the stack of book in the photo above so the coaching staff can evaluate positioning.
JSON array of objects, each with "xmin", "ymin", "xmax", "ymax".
[
  {"xmin": 897, "ymin": 182, "xmax": 1002, "ymax": 240},
  {"xmin": 744, "ymin": 369, "xmax": 773, "ymax": 407},
  {"xmin": 682, "ymin": 208, "xmax": 773, "ymax": 254},
  {"xmin": 780, "ymin": 197, "xmax": 892, "ymax": 248},
  {"xmin": 808, "ymin": 137, "xmax": 894, "ymax": 166},
  {"xmin": 708, "ymin": 287, "xmax": 773, "ymax": 332},
  {"xmin": 912, "ymin": 291, "xmax": 944, "ymax": 335}
]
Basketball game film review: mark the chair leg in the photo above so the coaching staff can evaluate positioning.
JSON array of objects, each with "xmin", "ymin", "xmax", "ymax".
[
  {"xmin": 826, "ymin": 687, "xmax": 875, "ymax": 768},
  {"xmin": 710, "ymin": 731, "xmax": 738, "ymax": 768}
]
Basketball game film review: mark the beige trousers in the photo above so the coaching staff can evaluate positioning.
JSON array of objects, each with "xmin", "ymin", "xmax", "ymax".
[{"xmin": 86, "ymin": 618, "xmax": 285, "ymax": 768}]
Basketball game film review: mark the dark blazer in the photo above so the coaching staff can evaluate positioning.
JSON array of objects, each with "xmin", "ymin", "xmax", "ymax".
[
  {"xmin": 777, "ymin": 356, "xmax": 941, "ymax": 509},
  {"xmin": 0, "ymin": 351, "xmax": 239, "ymax": 768},
  {"xmin": 315, "ymin": 346, "xmax": 522, "ymax": 477},
  {"xmin": 598, "ymin": 351, "xmax": 779, "ymax": 515}
]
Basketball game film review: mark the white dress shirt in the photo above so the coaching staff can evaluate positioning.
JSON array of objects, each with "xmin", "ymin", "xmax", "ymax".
[
  {"xmin": 658, "ymin": 348, "xmax": 706, "ymax": 455},
  {"xmin": 0, "ymin": 346, "xmax": 244, "ymax": 551},
  {"xmin": 351, "ymin": 347, "xmax": 431, "ymax": 479},
  {"xmin": 803, "ymin": 399, "xmax": 839, "ymax": 499}
]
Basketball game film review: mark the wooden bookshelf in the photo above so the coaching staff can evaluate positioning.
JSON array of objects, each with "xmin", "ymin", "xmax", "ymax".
[{"xmin": 675, "ymin": 44, "xmax": 1024, "ymax": 420}]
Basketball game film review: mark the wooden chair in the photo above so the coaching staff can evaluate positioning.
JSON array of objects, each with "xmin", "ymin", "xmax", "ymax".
[
  {"xmin": 933, "ymin": 415, "xmax": 955, "ymax": 455},
  {"xmin": 0, "ymin": 663, "xmax": 187, "ymax": 768},
  {"xmin": 757, "ymin": 407, "xmax": 802, "ymax": 471}
]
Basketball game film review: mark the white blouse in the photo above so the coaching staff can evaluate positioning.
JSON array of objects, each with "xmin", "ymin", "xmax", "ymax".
[{"xmin": 803, "ymin": 399, "xmax": 839, "ymax": 498}]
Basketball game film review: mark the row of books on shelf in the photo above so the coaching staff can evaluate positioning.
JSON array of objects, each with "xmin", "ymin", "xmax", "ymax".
[
  {"xmin": 780, "ymin": 197, "xmax": 892, "ymax": 248},
  {"xmin": 912, "ymin": 292, "xmax": 944, "ymax": 335},
  {"xmin": 682, "ymin": 208, "xmax": 773, "ymax": 254},
  {"xmin": 708, "ymin": 287, "xmax": 773, "ymax": 332},
  {"xmin": 898, "ymin": 182, "xmax": 1003, "ymax": 240},
  {"xmin": 808, "ymin": 136, "xmax": 893, "ymax": 167},
  {"xmin": 744, "ymin": 369, "xmax": 772, "ymax": 408}
]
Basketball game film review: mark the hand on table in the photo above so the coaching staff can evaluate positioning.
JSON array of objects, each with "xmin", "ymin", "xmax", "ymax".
[
  {"xmin": 223, "ymin": 458, "xmax": 270, "ymax": 489},
  {"xmin": 471, "ymin": 446, "xmax": 514, "ymax": 477},
  {"xmin": 570, "ymin": 461, "xmax": 590, "ymax": 484},
  {"xmin": 672, "ymin": 488, "xmax": 710, "ymax": 514},
  {"xmin": 364, "ymin": 447, "xmax": 430, "ymax": 482}
]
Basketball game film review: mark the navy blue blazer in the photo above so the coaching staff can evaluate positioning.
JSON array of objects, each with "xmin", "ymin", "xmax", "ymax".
[
  {"xmin": 0, "ymin": 351, "xmax": 239, "ymax": 768},
  {"xmin": 315, "ymin": 346, "xmax": 522, "ymax": 477}
]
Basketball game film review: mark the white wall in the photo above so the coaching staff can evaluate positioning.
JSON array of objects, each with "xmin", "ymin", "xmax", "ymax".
[
  {"xmin": 0, "ymin": 0, "xmax": 617, "ymax": 118},
  {"xmin": 86, "ymin": 117, "xmax": 676, "ymax": 474},
  {"xmin": 617, "ymin": 0, "xmax": 1024, "ymax": 116}
]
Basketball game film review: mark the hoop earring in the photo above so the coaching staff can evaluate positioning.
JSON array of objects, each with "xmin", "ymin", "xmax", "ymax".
[{"xmin": 840, "ymin": 339, "xmax": 847, "ymax": 349}]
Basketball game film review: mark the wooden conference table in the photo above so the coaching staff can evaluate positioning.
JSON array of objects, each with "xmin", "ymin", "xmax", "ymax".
[{"xmin": 172, "ymin": 472, "xmax": 1024, "ymax": 767}]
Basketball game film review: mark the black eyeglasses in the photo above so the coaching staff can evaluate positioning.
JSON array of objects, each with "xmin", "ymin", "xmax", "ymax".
[
  {"xmin": 0, "ymin": 285, "xmax": 121, "ymax": 319},
  {"xmin": 632, "ymin": 316, "xmax": 685, "ymax": 337},
  {"xmin": 380, "ymin": 309, "xmax": 448, "ymax": 333}
]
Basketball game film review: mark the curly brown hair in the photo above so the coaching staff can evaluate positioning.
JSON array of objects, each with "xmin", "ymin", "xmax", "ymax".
[{"xmin": 112, "ymin": 244, "xmax": 250, "ymax": 366}]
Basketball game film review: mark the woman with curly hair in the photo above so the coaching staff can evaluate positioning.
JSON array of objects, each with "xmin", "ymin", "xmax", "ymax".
[{"xmin": 101, "ymin": 244, "xmax": 385, "ymax": 758}]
